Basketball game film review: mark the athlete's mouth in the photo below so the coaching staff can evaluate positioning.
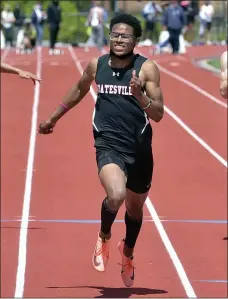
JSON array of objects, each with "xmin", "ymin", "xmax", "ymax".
[{"xmin": 114, "ymin": 44, "xmax": 125, "ymax": 50}]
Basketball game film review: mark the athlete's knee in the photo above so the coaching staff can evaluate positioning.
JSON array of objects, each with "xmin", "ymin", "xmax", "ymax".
[
  {"xmin": 125, "ymin": 190, "xmax": 147, "ymax": 219},
  {"xmin": 126, "ymin": 203, "xmax": 143, "ymax": 219},
  {"xmin": 106, "ymin": 187, "xmax": 126, "ymax": 211}
]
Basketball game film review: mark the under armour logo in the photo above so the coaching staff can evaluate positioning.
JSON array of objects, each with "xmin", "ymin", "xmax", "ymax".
[{"xmin": 113, "ymin": 71, "xmax": 120, "ymax": 77}]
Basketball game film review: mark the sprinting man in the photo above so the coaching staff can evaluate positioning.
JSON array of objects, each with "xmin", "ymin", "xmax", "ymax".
[
  {"xmin": 38, "ymin": 13, "xmax": 164, "ymax": 287},
  {"xmin": 220, "ymin": 50, "xmax": 227, "ymax": 99},
  {"xmin": 1, "ymin": 62, "xmax": 41, "ymax": 84}
]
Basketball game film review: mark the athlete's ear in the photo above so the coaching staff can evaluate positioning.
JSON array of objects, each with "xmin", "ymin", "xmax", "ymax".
[{"xmin": 135, "ymin": 37, "xmax": 139, "ymax": 45}]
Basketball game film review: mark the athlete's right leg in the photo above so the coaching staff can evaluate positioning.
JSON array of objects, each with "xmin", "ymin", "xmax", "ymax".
[{"xmin": 92, "ymin": 151, "xmax": 127, "ymax": 272}]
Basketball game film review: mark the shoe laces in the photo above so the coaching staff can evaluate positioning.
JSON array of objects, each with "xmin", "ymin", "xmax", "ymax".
[
  {"xmin": 95, "ymin": 238, "xmax": 109, "ymax": 257},
  {"xmin": 119, "ymin": 256, "xmax": 135, "ymax": 271}
]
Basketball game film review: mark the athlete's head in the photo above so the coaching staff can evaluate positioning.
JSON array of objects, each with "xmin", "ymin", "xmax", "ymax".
[{"xmin": 109, "ymin": 13, "xmax": 142, "ymax": 59}]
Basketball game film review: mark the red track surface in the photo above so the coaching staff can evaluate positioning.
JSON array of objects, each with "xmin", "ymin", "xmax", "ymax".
[{"xmin": 1, "ymin": 45, "xmax": 227, "ymax": 298}]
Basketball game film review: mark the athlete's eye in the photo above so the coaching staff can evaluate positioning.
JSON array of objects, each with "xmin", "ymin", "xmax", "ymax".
[{"xmin": 109, "ymin": 32, "xmax": 135, "ymax": 41}]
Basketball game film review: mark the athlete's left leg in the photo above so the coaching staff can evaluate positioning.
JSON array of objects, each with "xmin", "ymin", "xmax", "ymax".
[
  {"xmin": 118, "ymin": 149, "xmax": 153, "ymax": 287},
  {"xmin": 123, "ymin": 189, "xmax": 148, "ymax": 257}
]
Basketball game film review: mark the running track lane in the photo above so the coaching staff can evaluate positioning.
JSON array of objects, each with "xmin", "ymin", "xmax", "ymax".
[
  {"xmin": 136, "ymin": 46, "xmax": 227, "ymax": 297},
  {"xmin": 4, "ymin": 45, "xmax": 225, "ymax": 294},
  {"xmin": 23, "ymin": 47, "xmax": 186, "ymax": 298},
  {"xmin": 76, "ymin": 46, "xmax": 227, "ymax": 297},
  {"xmin": 1, "ymin": 49, "xmax": 39, "ymax": 297}
]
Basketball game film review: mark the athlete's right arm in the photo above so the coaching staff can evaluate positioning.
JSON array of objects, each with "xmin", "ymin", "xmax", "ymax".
[
  {"xmin": 38, "ymin": 57, "xmax": 98, "ymax": 134},
  {"xmin": 220, "ymin": 51, "xmax": 227, "ymax": 99}
]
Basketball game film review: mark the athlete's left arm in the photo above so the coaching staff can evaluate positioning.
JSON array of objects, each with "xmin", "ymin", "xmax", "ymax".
[
  {"xmin": 220, "ymin": 51, "xmax": 227, "ymax": 99},
  {"xmin": 131, "ymin": 60, "xmax": 164, "ymax": 122}
]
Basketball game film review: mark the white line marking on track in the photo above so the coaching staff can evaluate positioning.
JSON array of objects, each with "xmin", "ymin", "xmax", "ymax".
[
  {"xmin": 164, "ymin": 106, "xmax": 227, "ymax": 167},
  {"xmin": 137, "ymin": 49, "xmax": 227, "ymax": 109},
  {"xmin": 14, "ymin": 46, "xmax": 42, "ymax": 298},
  {"xmin": 136, "ymin": 50, "xmax": 227, "ymax": 168},
  {"xmin": 157, "ymin": 64, "xmax": 227, "ymax": 108},
  {"xmin": 68, "ymin": 45, "xmax": 197, "ymax": 299}
]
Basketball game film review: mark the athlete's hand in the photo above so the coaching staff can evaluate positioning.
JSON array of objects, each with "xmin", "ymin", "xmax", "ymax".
[
  {"xmin": 38, "ymin": 119, "xmax": 56, "ymax": 134},
  {"xmin": 18, "ymin": 70, "xmax": 41, "ymax": 85},
  {"xmin": 130, "ymin": 70, "xmax": 143, "ymax": 99}
]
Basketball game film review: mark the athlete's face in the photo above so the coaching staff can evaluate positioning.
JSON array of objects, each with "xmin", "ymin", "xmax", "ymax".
[{"xmin": 109, "ymin": 23, "xmax": 138, "ymax": 58}]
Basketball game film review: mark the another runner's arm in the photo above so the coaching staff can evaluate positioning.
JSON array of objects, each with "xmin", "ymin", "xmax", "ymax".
[
  {"xmin": 48, "ymin": 57, "xmax": 97, "ymax": 123},
  {"xmin": 139, "ymin": 61, "xmax": 164, "ymax": 122},
  {"xmin": 1, "ymin": 62, "xmax": 22, "ymax": 74},
  {"xmin": 220, "ymin": 51, "xmax": 227, "ymax": 99}
]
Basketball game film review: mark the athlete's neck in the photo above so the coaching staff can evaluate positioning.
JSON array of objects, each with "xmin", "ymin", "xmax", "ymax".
[{"xmin": 109, "ymin": 50, "xmax": 134, "ymax": 68}]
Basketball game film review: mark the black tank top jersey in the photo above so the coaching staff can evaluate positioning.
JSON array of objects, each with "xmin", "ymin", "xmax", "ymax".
[{"xmin": 93, "ymin": 54, "xmax": 152, "ymax": 154}]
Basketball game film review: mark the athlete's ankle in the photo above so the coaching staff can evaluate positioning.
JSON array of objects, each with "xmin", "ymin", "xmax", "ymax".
[
  {"xmin": 123, "ymin": 242, "xmax": 134, "ymax": 258},
  {"xmin": 99, "ymin": 230, "xmax": 111, "ymax": 240}
]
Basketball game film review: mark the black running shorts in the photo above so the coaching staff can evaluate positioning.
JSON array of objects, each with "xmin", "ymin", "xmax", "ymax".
[{"xmin": 96, "ymin": 148, "xmax": 153, "ymax": 194}]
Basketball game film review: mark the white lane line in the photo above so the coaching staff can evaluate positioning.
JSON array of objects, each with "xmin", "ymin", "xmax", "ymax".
[
  {"xmin": 14, "ymin": 46, "xmax": 42, "ymax": 298},
  {"xmin": 68, "ymin": 45, "xmax": 197, "ymax": 298}
]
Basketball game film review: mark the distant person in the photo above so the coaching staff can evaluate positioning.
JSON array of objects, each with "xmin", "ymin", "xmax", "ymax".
[
  {"xmin": 13, "ymin": 3, "xmax": 24, "ymax": 46},
  {"xmin": 16, "ymin": 19, "xmax": 37, "ymax": 52},
  {"xmin": 179, "ymin": 0, "xmax": 196, "ymax": 39},
  {"xmin": 1, "ymin": 4, "xmax": 15, "ymax": 47},
  {"xmin": 142, "ymin": 1, "xmax": 162, "ymax": 43},
  {"xmin": 162, "ymin": 0, "xmax": 186, "ymax": 54},
  {"xmin": 220, "ymin": 50, "xmax": 227, "ymax": 99},
  {"xmin": 88, "ymin": 0, "xmax": 105, "ymax": 53},
  {"xmin": 198, "ymin": 0, "xmax": 214, "ymax": 44},
  {"xmin": 32, "ymin": 1, "xmax": 47, "ymax": 46},
  {"xmin": 47, "ymin": 0, "xmax": 62, "ymax": 53}
]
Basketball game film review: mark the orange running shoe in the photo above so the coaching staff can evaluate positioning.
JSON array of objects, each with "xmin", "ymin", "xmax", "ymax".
[
  {"xmin": 118, "ymin": 239, "xmax": 135, "ymax": 287},
  {"xmin": 92, "ymin": 233, "xmax": 110, "ymax": 272}
]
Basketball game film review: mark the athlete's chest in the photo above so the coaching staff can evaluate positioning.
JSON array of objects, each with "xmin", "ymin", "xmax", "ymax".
[
  {"xmin": 96, "ymin": 65, "xmax": 135, "ymax": 96},
  {"xmin": 96, "ymin": 64, "xmax": 133, "ymax": 84}
]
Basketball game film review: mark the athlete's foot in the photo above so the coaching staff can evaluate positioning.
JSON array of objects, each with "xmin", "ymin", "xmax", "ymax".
[
  {"xmin": 118, "ymin": 239, "xmax": 135, "ymax": 287},
  {"xmin": 92, "ymin": 232, "xmax": 110, "ymax": 272}
]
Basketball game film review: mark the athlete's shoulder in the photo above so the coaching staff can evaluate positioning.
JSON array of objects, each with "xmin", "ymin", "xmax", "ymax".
[
  {"xmin": 84, "ymin": 57, "xmax": 99, "ymax": 76},
  {"xmin": 141, "ymin": 58, "xmax": 159, "ymax": 72},
  {"xmin": 140, "ymin": 59, "xmax": 160, "ymax": 83}
]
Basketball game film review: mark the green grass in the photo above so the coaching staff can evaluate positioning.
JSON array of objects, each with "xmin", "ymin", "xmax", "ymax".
[{"xmin": 207, "ymin": 59, "xmax": 220, "ymax": 70}]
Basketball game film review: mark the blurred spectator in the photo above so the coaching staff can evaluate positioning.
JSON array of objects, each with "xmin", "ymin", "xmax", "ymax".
[
  {"xmin": 16, "ymin": 18, "xmax": 37, "ymax": 52},
  {"xmin": 1, "ymin": 4, "xmax": 15, "ymax": 47},
  {"xmin": 179, "ymin": 1, "xmax": 195, "ymax": 33},
  {"xmin": 199, "ymin": 0, "xmax": 214, "ymax": 44},
  {"xmin": 142, "ymin": 1, "xmax": 162, "ymax": 43},
  {"xmin": 13, "ymin": 3, "xmax": 24, "ymax": 46},
  {"xmin": 103, "ymin": 7, "xmax": 109, "ymax": 45},
  {"xmin": 47, "ymin": 0, "xmax": 62, "ymax": 52},
  {"xmin": 162, "ymin": 0, "xmax": 186, "ymax": 53},
  {"xmin": 87, "ymin": 0, "xmax": 105, "ymax": 53},
  {"xmin": 32, "ymin": 1, "xmax": 47, "ymax": 46}
]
